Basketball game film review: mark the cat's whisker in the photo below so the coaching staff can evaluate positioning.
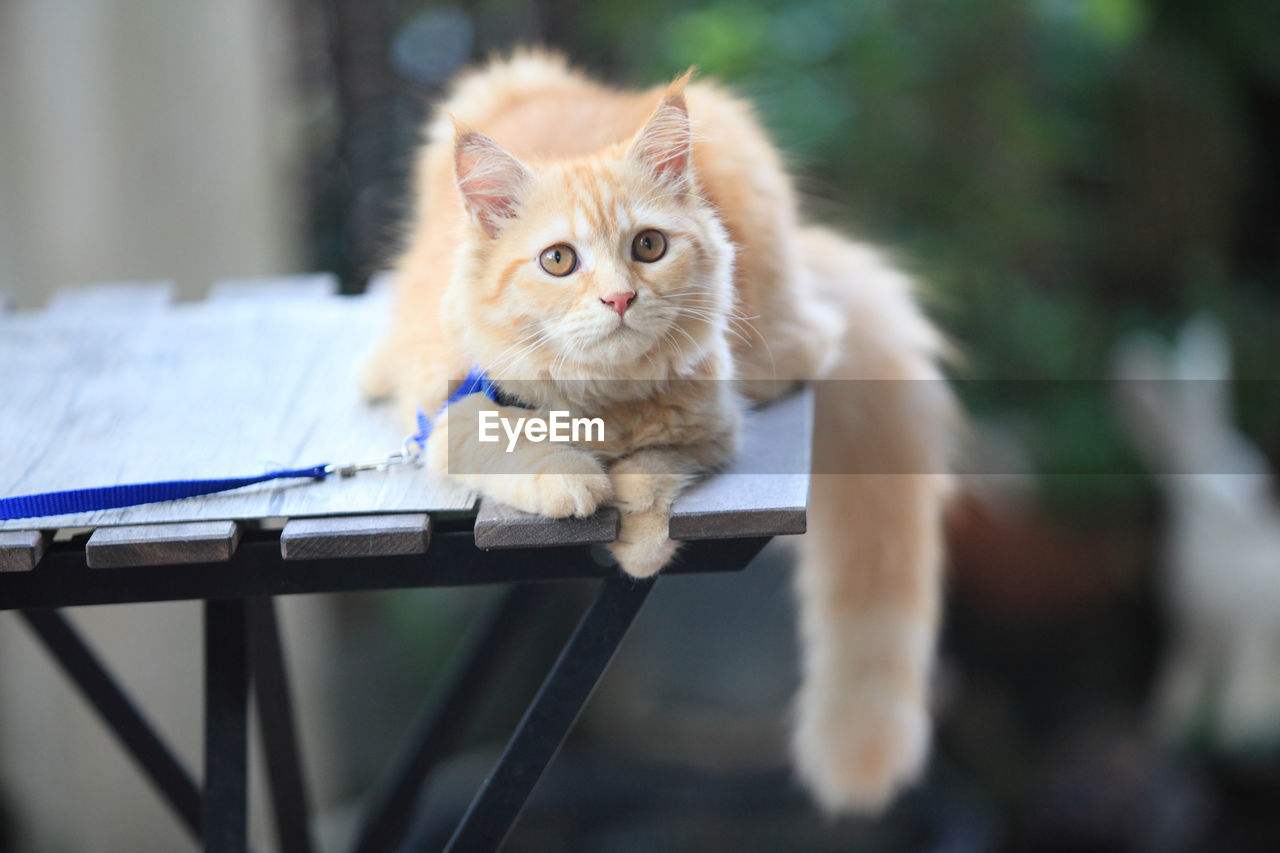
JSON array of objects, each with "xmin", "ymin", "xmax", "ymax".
[
  {"xmin": 678, "ymin": 313, "xmax": 752, "ymax": 348},
  {"xmin": 486, "ymin": 327, "xmax": 546, "ymax": 367},
  {"xmin": 487, "ymin": 330, "xmax": 553, "ymax": 377},
  {"xmin": 670, "ymin": 296, "xmax": 765, "ymax": 342},
  {"xmin": 663, "ymin": 298, "xmax": 772, "ymax": 376},
  {"xmin": 669, "ymin": 322, "xmax": 705, "ymax": 355}
]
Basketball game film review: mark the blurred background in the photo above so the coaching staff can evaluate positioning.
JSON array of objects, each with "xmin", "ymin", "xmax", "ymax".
[{"xmin": 2, "ymin": 0, "xmax": 1279, "ymax": 850}]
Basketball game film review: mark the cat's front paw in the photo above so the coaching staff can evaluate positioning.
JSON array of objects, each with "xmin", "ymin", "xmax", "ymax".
[
  {"xmin": 610, "ymin": 467, "xmax": 660, "ymax": 515},
  {"xmin": 607, "ymin": 510, "xmax": 678, "ymax": 578},
  {"xmin": 510, "ymin": 451, "xmax": 613, "ymax": 518}
]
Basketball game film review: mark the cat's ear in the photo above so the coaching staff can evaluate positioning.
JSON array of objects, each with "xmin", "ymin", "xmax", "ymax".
[
  {"xmin": 454, "ymin": 129, "xmax": 533, "ymax": 238},
  {"xmin": 628, "ymin": 73, "xmax": 694, "ymax": 187}
]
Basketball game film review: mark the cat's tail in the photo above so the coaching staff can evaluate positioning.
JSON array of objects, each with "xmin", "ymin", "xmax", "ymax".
[{"xmin": 791, "ymin": 227, "xmax": 958, "ymax": 813}]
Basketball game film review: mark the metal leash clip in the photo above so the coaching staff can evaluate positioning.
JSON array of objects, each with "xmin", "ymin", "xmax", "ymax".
[{"xmin": 324, "ymin": 434, "xmax": 425, "ymax": 479}]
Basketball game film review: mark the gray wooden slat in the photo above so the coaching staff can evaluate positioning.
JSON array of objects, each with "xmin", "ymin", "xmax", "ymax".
[
  {"xmin": 85, "ymin": 521, "xmax": 242, "ymax": 569},
  {"xmin": 207, "ymin": 273, "xmax": 338, "ymax": 301},
  {"xmin": 473, "ymin": 500, "xmax": 620, "ymax": 550},
  {"xmin": 0, "ymin": 530, "xmax": 49, "ymax": 573},
  {"xmin": 45, "ymin": 281, "xmax": 175, "ymax": 316},
  {"xmin": 0, "ymin": 290, "xmax": 473, "ymax": 531},
  {"xmin": 280, "ymin": 513, "xmax": 430, "ymax": 560},
  {"xmin": 668, "ymin": 387, "xmax": 813, "ymax": 540}
]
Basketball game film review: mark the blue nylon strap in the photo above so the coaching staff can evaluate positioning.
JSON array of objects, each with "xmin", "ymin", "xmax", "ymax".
[
  {"xmin": 0, "ymin": 368, "xmax": 497, "ymax": 523},
  {"xmin": 0, "ymin": 466, "xmax": 328, "ymax": 521},
  {"xmin": 411, "ymin": 367, "xmax": 498, "ymax": 451}
]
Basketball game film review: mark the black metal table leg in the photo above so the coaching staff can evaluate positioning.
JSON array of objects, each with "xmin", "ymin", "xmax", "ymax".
[
  {"xmin": 18, "ymin": 609, "xmax": 203, "ymax": 839},
  {"xmin": 352, "ymin": 584, "xmax": 543, "ymax": 853},
  {"xmin": 205, "ymin": 599, "xmax": 249, "ymax": 853},
  {"xmin": 443, "ymin": 576, "xmax": 656, "ymax": 853},
  {"xmin": 247, "ymin": 598, "xmax": 314, "ymax": 853}
]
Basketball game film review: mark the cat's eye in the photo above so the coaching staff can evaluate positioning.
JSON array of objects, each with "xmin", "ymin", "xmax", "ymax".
[
  {"xmin": 539, "ymin": 244, "xmax": 577, "ymax": 276},
  {"xmin": 631, "ymin": 229, "xmax": 667, "ymax": 263}
]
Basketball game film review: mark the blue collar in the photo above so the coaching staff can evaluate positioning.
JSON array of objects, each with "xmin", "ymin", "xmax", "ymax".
[{"xmin": 411, "ymin": 367, "xmax": 497, "ymax": 451}]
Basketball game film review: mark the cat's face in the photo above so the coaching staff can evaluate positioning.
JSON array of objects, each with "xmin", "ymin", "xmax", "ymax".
[{"xmin": 448, "ymin": 91, "xmax": 735, "ymax": 386}]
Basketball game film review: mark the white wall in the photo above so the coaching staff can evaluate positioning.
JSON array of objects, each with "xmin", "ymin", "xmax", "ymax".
[{"xmin": 0, "ymin": 0, "xmax": 304, "ymax": 307}]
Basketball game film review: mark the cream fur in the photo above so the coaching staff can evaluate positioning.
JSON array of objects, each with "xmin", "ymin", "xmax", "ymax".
[{"xmin": 363, "ymin": 50, "xmax": 958, "ymax": 813}]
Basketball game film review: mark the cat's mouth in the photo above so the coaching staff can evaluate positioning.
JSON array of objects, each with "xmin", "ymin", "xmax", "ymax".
[
  {"xmin": 581, "ymin": 320, "xmax": 652, "ymax": 361},
  {"xmin": 593, "ymin": 316, "xmax": 637, "ymax": 342}
]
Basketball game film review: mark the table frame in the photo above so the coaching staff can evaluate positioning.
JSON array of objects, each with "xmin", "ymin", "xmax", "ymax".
[{"xmin": 1, "ymin": 525, "xmax": 770, "ymax": 853}]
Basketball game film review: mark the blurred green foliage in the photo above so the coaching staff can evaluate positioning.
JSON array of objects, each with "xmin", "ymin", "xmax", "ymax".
[{"xmin": 562, "ymin": 0, "xmax": 1280, "ymax": 514}]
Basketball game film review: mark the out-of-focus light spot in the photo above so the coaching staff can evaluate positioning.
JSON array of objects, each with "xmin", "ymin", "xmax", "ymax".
[{"xmin": 392, "ymin": 7, "xmax": 473, "ymax": 88}]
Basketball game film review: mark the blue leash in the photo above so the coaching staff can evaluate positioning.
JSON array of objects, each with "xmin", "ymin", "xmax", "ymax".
[{"xmin": 0, "ymin": 368, "xmax": 497, "ymax": 522}]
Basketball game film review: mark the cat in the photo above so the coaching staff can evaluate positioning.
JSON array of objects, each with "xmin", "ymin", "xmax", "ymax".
[{"xmin": 361, "ymin": 50, "xmax": 958, "ymax": 814}]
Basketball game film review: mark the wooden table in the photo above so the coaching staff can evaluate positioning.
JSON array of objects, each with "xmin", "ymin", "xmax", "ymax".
[{"xmin": 0, "ymin": 277, "xmax": 813, "ymax": 853}]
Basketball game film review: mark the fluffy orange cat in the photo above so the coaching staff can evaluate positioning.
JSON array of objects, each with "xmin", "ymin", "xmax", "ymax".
[{"xmin": 362, "ymin": 51, "xmax": 957, "ymax": 814}]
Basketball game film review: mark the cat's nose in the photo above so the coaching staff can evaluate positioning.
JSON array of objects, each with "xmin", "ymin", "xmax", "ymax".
[{"xmin": 601, "ymin": 291, "xmax": 636, "ymax": 317}]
